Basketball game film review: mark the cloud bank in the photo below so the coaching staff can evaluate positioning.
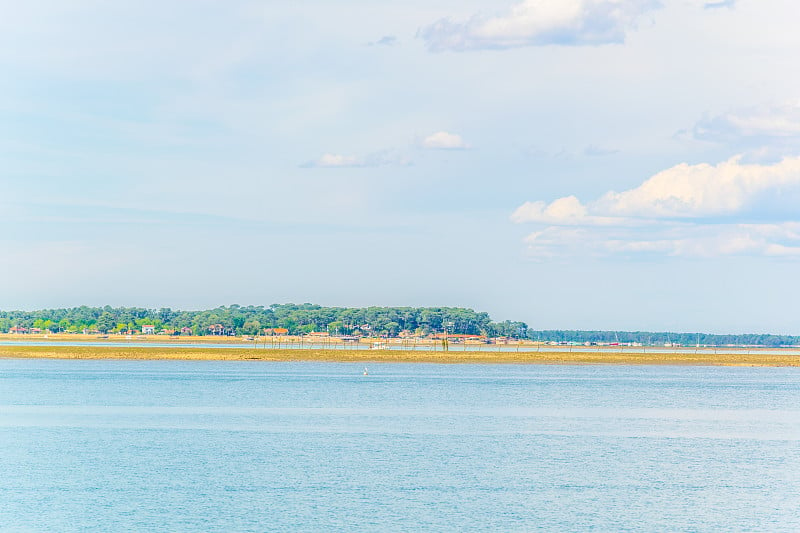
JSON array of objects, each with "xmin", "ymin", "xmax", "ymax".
[
  {"xmin": 419, "ymin": 0, "xmax": 662, "ymax": 52},
  {"xmin": 512, "ymin": 155, "xmax": 800, "ymax": 258}
]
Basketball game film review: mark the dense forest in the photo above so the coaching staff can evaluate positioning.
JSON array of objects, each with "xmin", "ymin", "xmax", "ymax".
[
  {"xmin": 0, "ymin": 304, "xmax": 528, "ymax": 338},
  {"xmin": 1, "ymin": 305, "xmax": 797, "ymax": 346}
]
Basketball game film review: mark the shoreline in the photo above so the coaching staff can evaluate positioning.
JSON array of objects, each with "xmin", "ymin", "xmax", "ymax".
[{"xmin": 1, "ymin": 345, "xmax": 799, "ymax": 366}]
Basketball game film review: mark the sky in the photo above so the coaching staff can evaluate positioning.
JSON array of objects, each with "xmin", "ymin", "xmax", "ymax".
[{"xmin": 2, "ymin": 0, "xmax": 800, "ymax": 333}]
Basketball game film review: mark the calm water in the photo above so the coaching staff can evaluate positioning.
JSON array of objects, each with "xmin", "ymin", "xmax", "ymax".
[{"xmin": 1, "ymin": 360, "xmax": 799, "ymax": 532}]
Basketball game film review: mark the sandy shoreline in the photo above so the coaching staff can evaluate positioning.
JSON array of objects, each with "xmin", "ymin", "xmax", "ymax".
[{"xmin": 1, "ymin": 345, "xmax": 799, "ymax": 366}]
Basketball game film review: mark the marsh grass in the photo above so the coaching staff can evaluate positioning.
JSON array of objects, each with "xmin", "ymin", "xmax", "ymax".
[{"xmin": 1, "ymin": 345, "xmax": 799, "ymax": 366}]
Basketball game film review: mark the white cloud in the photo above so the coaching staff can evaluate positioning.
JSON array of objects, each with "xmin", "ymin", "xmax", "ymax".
[
  {"xmin": 605, "ymin": 223, "xmax": 800, "ymax": 257},
  {"xmin": 689, "ymin": 102, "xmax": 800, "ymax": 160},
  {"xmin": 598, "ymin": 155, "xmax": 800, "ymax": 218},
  {"xmin": 303, "ymin": 153, "xmax": 363, "ymax": 168},
  {"xmin": 301, "ymin": 150, "xmax": 411, "ymax": 168},
  {"xmin": 522, "ymin": 221, "xmax": 800, "ymax": 259},
  {"xmin": 421, "ymin": 131, "xmax": 470, "ymax": 150},
  {"xmin": 369, "ymin": 35, "xmax": 398, "ymax": 46},
  {"xmin": 511, "ymin": 195, "xmax": 631, "ymax": 226},
  {"xmin": 703, "ymin": 0, "xmax": 736, "ymax": 9},
  {"xmin": 419, "ymin": 0, "xmax": 662, "ymax": 52},
  {"xmin": 513, "ymin": 155, "xmax": 800, "ymax": 258}
]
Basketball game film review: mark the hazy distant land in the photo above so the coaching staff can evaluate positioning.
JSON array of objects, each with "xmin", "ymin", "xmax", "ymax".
[{"xmin": 2, "ymin": 304, "xmax": 799, "ymax": 348}]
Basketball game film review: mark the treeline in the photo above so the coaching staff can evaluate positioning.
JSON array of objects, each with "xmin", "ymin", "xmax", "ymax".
[
  {"xmin": 3, "ymin": 305, "xmax": 795, "ymax": 345},
  {"xmin": 0, "ymin": 304, "xmax": 529, "ymax": 338},
  {"xmin": 530, "ymin": 330, "xmax": 800, "ymax": 347}
]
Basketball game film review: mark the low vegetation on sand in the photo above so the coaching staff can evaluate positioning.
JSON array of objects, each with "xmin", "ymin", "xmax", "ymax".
[{"xmin": 1, "ymin": 345, "xmax": 799, "ymax": 366}]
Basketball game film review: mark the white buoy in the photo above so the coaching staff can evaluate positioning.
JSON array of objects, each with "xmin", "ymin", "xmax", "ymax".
[{"xmin": 363, "ymin": 367, "xmax": 368, "ymax": 376}]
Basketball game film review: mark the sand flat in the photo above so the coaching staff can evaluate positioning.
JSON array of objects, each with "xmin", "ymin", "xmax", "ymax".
[{"xmin": 2, "ymin": 345, "xmax": 800, "ymax": 366}]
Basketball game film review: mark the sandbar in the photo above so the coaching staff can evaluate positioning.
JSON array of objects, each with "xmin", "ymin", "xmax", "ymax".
[{"xmin": 1, "ymin": 345, "xmax": 799, "ymax": 366}]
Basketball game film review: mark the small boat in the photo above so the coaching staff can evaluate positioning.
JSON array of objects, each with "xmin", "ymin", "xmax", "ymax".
[{"xmin": 363, "ymin": 367, "xmax": 369, "ymax": 376}]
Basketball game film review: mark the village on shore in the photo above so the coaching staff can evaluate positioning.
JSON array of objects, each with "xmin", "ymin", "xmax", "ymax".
[
  {"xmin": 0, "ymin": 324, "xmax": 723, "ymax": 349},
  {"xmin": 3, "ymin": 305, "xmax": 798, "ymax": 349},
  {"xmin": 3, "ymin": 324, "xmax": 527, "ymax": 346}
]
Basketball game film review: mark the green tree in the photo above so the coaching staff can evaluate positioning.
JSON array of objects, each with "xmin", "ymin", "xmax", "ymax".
[
  {"xmin": 96, "ymin": 312, "xmax": 115, "ymax": 333},
  {"xmin": 242, "ymin": 320, "xmax": 261, "ymax": 335}
]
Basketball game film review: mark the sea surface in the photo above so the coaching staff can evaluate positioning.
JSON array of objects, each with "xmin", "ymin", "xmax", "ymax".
[{"xmin": 1, "ymin": 360, "xmax": 799, "ymax": 532}]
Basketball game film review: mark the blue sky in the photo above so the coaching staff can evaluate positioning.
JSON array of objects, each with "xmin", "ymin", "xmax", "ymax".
[{"xmin": 3, "ymin": 0, "xmax": 800, "ymax": 333}]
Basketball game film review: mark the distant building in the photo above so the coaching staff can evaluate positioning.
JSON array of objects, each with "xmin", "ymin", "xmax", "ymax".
[
  {"xmin": 430, "ymin": 333, "xmax": 487, "ymax": 341},
  {"xmin": 9, "ymin": 326, "xmax": 28, "ymax": 334},
  {"xmin": 142, "ymin": 325, "xmax": 156, "ymax": 335},
  {"xmin": 180, "ymin": 327, "xmax": 194, "ymax": 335},
  {"xmin": 264, "ymin": 328, "xmax": 289, "ymax": 335},
  {"xmin": 207, "ymin": 324, "xmax": 226, "ymax": 335},
  {"xmin": 207, "ymin": 324, "xmax": 236, "ymax": 335}
]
